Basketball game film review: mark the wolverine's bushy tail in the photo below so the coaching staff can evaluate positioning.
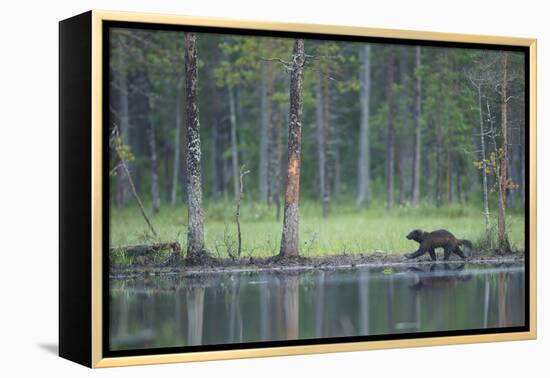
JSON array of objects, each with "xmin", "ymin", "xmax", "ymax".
[{"xmin": 459, "ymin": 239, "xmax": 473, "ymax": 250}]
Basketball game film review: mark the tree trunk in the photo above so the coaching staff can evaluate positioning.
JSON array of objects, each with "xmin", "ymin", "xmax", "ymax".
[
  {"xmin": 456, "ymin": 158, "xmax": 462, "ymax": 202},
  {"xmin": 498, "ymin": 52, "xmax": 510, "ymax": 251},
  {"xmin": 280, "ymin": 39, "xmax": 305, "ymax": 258},
  {"xmin": 185, "ymin": 32, "xmax": 206, "ymax": 258},
  {"xmin": 398, "ymin": 47, "xmax": 411, "ymax": 205},
  {"xmin": 211, "ymin": 116, "xmax": 221, "ymax": 201},
  {"xmin": 330, "ymin": 94, "xmax": 341, "ymax": 200},
  {"xmin": 477, "ymin": 84, "xmax": 491, "ymax": 233},
  {"xmin": 267, "ymin": 99, "xmax": 277, "ymax": 207},
  {"xmin": 316, "ymin": 74, "xmax": 330, "ymax": 218},
  {"xmin": 425, "ymin": 124, "xmax": 434, "ymax": 202},
  {"xmin": 508, "ymin": 139, "xmax": 517, "ymax": 210},
  {"xmin": 398, "ymin": 145, "xmax": 407, "ymax": 205},
  {"xmin": 356, "ymin": 44, "xmax": 371, "ymax": 208},
  {"xmin": 521, "ymin": 126, "xmax": 525, "ymax": 207},
  {"xmin": 385, "ymin": 48, "xmax": 396, "ymax": 210},
  {"xmin": 273, "ymin": 103, "xmax": 285, "ymax": 221},
  {"xmin": 163, "ymin": 132, "xmax": 171, "ymax": 201},
  {"xmin": 259, "ymin": 58, "xmax": 273, "ymax": 203},
  {"xmin": 435, "ymin": 118, "xmax": 443, "ymax": 208},
  {"xmin": 411, "ymin": 46, "xmax": 422, "ymax": 206},
  {"xmin": 228, "ymin": 82, "xmax": 240, "ymax": 201},
  {"xmin": 446, "ymin": 150, "xmax": 452, "ymax": 202},
  {"xmin": 148, "ymin": 102, "xmax": 161, "ymax": 215},
  {"xmin": 236, "ymin": 166, "xmax": 250, "ymax": 258},
  {"xmin": 170, "ymin": 78, "xmax": 184, "ymax": 207},
  {"xmin": 332, "ymin": 143, "xmax": 341, "ymax": 197},
  {"xmin": 116, "ymin": 35, "xmax": 131, "ymax": 207},
  {"xmin": 236, "ymin": 88, "xmax": 247, "ymax": 181}
]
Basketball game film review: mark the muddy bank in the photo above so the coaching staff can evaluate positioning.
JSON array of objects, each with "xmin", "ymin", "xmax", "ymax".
[{"xmin": 110, "ymin": 250, "xmax": 524, "ymax": 279}]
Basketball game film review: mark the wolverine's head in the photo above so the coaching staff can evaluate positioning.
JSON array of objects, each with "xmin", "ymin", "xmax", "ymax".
[{"xmin": 407, "ymin": 229, "xmax": 426, "ymax": 242}]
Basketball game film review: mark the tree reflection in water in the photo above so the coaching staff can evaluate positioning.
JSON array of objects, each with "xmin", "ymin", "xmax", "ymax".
[{"xmin": 109, "ymin": 263, "xmax": 525, "ymax": 351}]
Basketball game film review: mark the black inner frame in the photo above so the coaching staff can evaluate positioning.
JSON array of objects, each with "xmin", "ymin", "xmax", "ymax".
[{"xmin": 102, "ymin": 20, "xmax": 531, "ymax": 358}]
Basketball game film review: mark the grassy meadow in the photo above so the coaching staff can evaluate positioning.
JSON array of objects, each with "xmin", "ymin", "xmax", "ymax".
[{"xmin": 110, "ymin": 200, "xmax": 525, "ymax": 259}]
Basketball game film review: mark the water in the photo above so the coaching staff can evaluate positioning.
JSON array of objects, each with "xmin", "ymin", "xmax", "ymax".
[{"xmin": 109, "ymin": 262, "xmax": 525, "ymax": 351}]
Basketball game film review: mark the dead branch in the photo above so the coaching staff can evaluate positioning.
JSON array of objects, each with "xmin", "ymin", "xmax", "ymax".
[{"xmin": 111, "ymin": 125, "xmax": 159, "ymax": 238}]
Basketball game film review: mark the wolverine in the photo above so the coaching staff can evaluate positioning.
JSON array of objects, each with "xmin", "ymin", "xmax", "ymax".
[{"xmin": 404, "ymin": 229, "xmax": 473, "ymax": 261}]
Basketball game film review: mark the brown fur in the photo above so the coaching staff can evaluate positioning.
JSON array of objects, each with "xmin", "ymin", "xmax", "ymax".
[{"xmin": 404, "ymin": 229, "xmax": 472, "ymax": 261}]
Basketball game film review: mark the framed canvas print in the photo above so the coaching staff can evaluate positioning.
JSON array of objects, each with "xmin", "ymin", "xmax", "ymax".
[{"xmin": 59, "ymin": 10, "xmax": 537, "ymax": 368}]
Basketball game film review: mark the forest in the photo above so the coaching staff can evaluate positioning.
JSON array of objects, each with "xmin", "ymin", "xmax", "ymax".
[{"xmin": 108, "ymin": 27, "xmax": 526, "ymax": 265}]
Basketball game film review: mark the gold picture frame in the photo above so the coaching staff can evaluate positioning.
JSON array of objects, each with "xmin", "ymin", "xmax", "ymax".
[{"xmin": 59, "ymin": 10, "xmax": 537, "ymax": 368}]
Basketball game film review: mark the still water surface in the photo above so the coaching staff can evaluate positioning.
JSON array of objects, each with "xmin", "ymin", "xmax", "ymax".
[{"xmin": 110, "ymin": 263, "xmax": 525, "ymax": 351}]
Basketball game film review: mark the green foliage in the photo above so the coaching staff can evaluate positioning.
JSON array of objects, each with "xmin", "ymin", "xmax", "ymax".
[
  {"xmin": 474, "ymin": 148, "xmax": 520, "ymax": 194},
  {"xmin": 109, "ymin": 130, "xmax": 134, "ymax": 177}
]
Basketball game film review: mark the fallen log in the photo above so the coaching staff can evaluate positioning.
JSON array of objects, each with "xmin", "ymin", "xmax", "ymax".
[{"xmin": 110, "ymin": 242, "xmax": 181, "ymax": 257}]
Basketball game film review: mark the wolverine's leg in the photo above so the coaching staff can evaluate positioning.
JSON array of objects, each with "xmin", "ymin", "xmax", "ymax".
[
  {"xmin": 443, "ymin": 246, "xmax": 453, "ymax": 260},
  {"xmin": 428, "ymin": 248, "xmax": 436, "ymax": 261},
  {"xmin": 405, "ymin": 248, "xmax": 427, "ymax": 259},
  {"xmin": 453, "ymin": 246, "xmax": 466, "ymax": 259}
]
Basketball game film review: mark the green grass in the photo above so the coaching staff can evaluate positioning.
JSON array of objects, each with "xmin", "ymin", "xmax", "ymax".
[{"xmin": 110, "ymin": 200, "xmax": 525, "ymax": 259}]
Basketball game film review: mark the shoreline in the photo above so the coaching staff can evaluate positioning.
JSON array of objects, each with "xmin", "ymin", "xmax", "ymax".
[{"xmin": 110, "ymin": 251, "xmax": 525, "ymax": 279}]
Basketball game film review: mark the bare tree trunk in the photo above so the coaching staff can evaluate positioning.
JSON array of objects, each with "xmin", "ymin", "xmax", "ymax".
[
  {"xmin": 171, "ymin": 78, "xmax": 184, "ymax": 207},
  {"xmin": 228, "ymin": 83, "xmax": 240, "ymax": 201},
  {"xmin": 273, "ymin": 103, "xmax": 285, "ymax": 221},
  {"xmin": 116, "ymin": 35, "xmax": 131, "ymax": 207},
  {"xmin": 316, "ymin": 75, "xmax": 330, "ymax": 218},
  {"xmin": 211, "ymin": 117, "xmax": 221, "ymax": 201},
  {"xmin": 259, "ymin": 58, "xmax": 273, "ymax": 203},
  {"xmin": 236, "ymin": 166, "xmax": 250, "ymax": 257},
  {"xmin": 280, "ymin": 39, "xmax": 305, "ymax": 258},
  {"xmin": 185, "ymin": 32, "xmax": 206, "ymax": 258},
  {"xmin": 398, "ymin": 47, "xmax": 411, "ymax": 205},
  {"xmin": 397, "ymin": 130, "xmax": 411, "ymax": 206},
  {"xmin": 163, "ymin": 134, "xmax": 171, "ymax": 201},
  {"xmin": 498, "ymin": 52, "xmax": 510, "ymax": 251},
  {"xmin": 435, "ymin": 121, "xmax": 443, "ymax": 208},
  {"xmin": 508, "ymin": 140, "xmax": 517, "ymax": 210},
  {"xmin": 446, "ymin": 150, "xmax": 452, "ymax": 202},
  {"xmin": 332, "ymin": 142, "xmax": 341, "ymax": 197},
  {"xmin": 411, "ymin": 46, "xmax": 422, "ymax": 206},
  {"xmin": 521, "ymin": 126, "xmax": 525, "ymax": 207},
  {"xmin": 425, "ymin": 125, "xmax": 434, "ymax": 202},
  {"xmin": 456, "ymin": 158, "xmax": 462, "ymax": 202},
  {"xmin": 385, "ymin": 48, "xmax": 396, "ymax": 210},
  {"xmin": 148, "ymin": 102, "xmax": 161, "ymax": 215},
  {"xmin": 356, "ymin": 44, "xmax": 371, "ymax": 208},
  {"xmin": 476, "ymin": 83, "xmax": 491, "ymax": 233},
  {"xmin": 267, "ymin": 100, "xmax": 277, "ymax": 207}
]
